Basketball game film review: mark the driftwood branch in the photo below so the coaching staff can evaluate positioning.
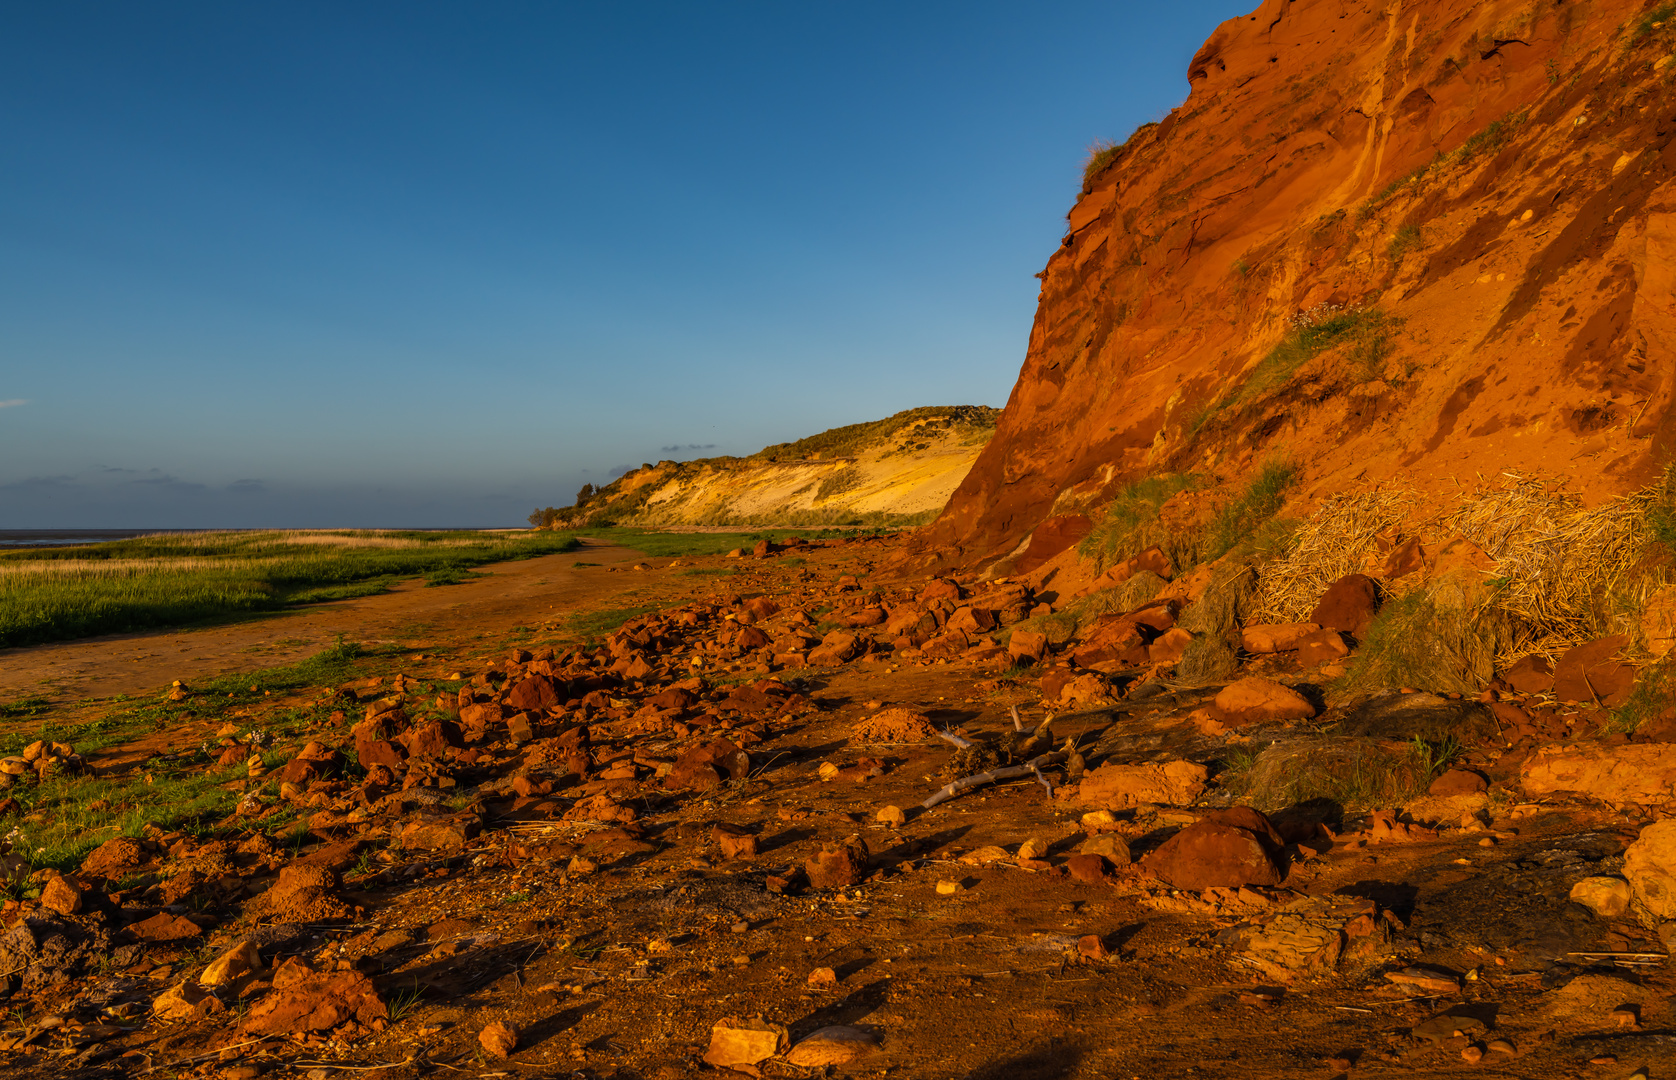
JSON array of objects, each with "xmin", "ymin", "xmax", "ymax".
[
  {"xmin": 937, "ymin": 729, "xmax": 974, "ymax": 750},
  {"xmin": 1010, "ymin": 705, "xmax": 1024, "ymax": 732},
  {"xmin": 922, "ymin": 751, "xmax": 1068, "ymax": 810}
]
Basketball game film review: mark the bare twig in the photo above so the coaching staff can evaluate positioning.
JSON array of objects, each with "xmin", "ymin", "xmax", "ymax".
[
  {"xmin": 922, "ymin": 751, "xmax": 1068, "ymax": 810},
  {"xmin": 1010, "ymin": 705, "xmax": 1024, "ymax": 732},
  {"xmin": 937, "ymin": 729, "xmax": 974, "ymax": 750}
]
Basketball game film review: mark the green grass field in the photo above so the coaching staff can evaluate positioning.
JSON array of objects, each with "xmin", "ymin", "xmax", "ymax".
[{"xmin": 0, "ymin": 529, "xmax": 580, "ymax": 648}]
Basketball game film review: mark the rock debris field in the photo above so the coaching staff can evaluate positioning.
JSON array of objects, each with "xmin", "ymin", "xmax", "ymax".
[{"xmin": 0, "ymin": 533, "xmax": 1674, "ymax": 1080}]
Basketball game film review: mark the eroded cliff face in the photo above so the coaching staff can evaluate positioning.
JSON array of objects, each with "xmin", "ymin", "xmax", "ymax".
[{"xmin": 923, "ymin": 0, "xmax": 1676, "ymax": 567}]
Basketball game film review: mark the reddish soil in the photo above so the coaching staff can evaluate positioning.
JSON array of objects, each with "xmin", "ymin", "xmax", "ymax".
[
  {"xmin": 0, "ymin": 535, "xmax": 1669, "ymax": 1079},
  {"xmin": 918, "ymin": 0, "xmax": 1676, "ymax": 570}
]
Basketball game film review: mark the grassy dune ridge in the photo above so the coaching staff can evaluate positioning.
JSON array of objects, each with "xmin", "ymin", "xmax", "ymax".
[{"xmin": 0, "ymin": 529, "xmax": 581, "ymax": 648}]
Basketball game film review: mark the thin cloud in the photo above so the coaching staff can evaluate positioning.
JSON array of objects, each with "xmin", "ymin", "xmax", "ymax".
[
  {"xmin": 660, "ymin": 443, "xmax": 717, "ymax": 453},
  {"xmin": 0, "ymin": 399, "xmax": 27, "ymax": 409}
]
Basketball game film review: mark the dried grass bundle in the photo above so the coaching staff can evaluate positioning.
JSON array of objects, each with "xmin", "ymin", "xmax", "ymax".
[
  {"xmin": 1448, "ymin": 473, "xmax": 1667, "ymax": 662},
  {"xmin": 1250, "ymin": 488, "xmax": 1416, "ymax": 624}
]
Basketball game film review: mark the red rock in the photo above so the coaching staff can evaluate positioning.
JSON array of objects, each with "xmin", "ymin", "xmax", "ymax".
[
  {"xmin": 649, "ymin": 687, "xmax": 697, "ymax": 710},
  {"xmin": 744, "ymin": 596, "xmax": 781, "ymax": 620},
  {"xmin": 479, "ymin": 1021, "xmax": 519, "ymax": 1058},
  {"xmin": 668, "ymin": 740, "xmax": 749, "ymax": 790},
  {"xmin": 1553, "ymin": 636, "xmax": 1636, "ymax": 706},
  {"xmin": 458, "ymin": 701, "xmax": 506, "ymax": 730},
  {"xmin": 80, "ymin": 837, "xmax": 147, "ymax": 882},
  {"xmin": 1295, "ymin": 628, "xmax": 1350, "ymax": 667},
  {"xmin": 1078, "ymin": 934, "xmax": 1110, "ymax": 960},
  {"xmin": 805, "ymin": 841, "xmax": 868, "ymax": 890},
  {"xmin": 809, "ymin": 629, "xmax": 862, "ymax": 666},
  {"xmin": 40, "ymin": 875, "xmax": 83, "ymax": 916},
  {"xmin": 1014, "ymin": 515, "xmax": 1093, "ymax": 574},
  {"xmin": 1143, "ymin": 810, "xmax": 1286, "ymax": 891},
  {"xmin": 1008, "ymin": 629, "xmax": 1048, "ymax": 664},
  {"xmin": 1428, "ymin": 768, "xmax": 1488, "ymax": 796},
  {"xmin": 1065, "ymin": 853, "xmax": 1111, "ymax": 882},
  {"xmin": 921, "ymin": 578, "xmax": 963, "ymax": 602},
  {"xmin": 1500, "ymin": 654, "xmax": 1555, "ymax": 695},
  {"xmin": 399, "ymin": 814, "xmax": 481, "ymax": 853},
  {"xmin": 403, "ymin": 720, "xmax": 463, "ymax": 761},
  {"xmin": 128, "ymin": 912, "xmax": 205, "ymax": 942},
  {"xmin": 737, "ymin": 625, "xmax": 771, "ymax": 650},
  {"xmin": 1212, "ymin": 677, "xmax": 1316, "ymax": 726},
  {"xmin": 506, "ymin": 675, "xmax": 561, "ymax": 712},
  {"xmin": 1039, "ymin": 668, "xmax": 1075, "ymax": 703},
  {"xmin": 841, "ymin": 608, "xmax": 888, "ymax": 628},
  {"xmin": 242, "ymin": 970, "xmax": 387, "ymax": 1035},
  {"xmin": 1309, "ymin": 574, "xmax": 1381, "ymax": 637},
  {"xmin": 712, "ymin": 823, "xmax": 758, "ymax": 859}
]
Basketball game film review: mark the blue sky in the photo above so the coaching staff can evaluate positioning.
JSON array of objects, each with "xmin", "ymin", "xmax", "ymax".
[{"xmin": 0, "ymin": 1, "xmax": 1236, "ymax": 528}]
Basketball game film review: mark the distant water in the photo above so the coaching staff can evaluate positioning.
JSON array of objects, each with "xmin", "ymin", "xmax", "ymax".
[{"xmin": 0, "ymin": 529, "xmax": 160, "ymax": 549}]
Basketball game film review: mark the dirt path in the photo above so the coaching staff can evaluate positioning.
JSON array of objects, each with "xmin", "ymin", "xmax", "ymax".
[{"xmin": 0, "ymin": 539, "xmax": 668, "ymax": 704}]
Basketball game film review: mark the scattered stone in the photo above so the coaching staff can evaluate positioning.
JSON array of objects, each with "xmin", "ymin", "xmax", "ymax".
[
  {"xmin": 806, "ymin": 967, "xmax": 838, "ymax": 990},
  {"xmin": 1077, "ymin": 934, "xmax": 1109, "ymax": 960},
  {"xmin": 242, "ymin": 970, "xmax": 387, "ymax": 1035},
  {"xmin": 1461, "ymin": 1044, "xmax": 1483, "ymax": 1063},
  {"xmin": 39, "ymin": 875, "xmax": 83, "ymax": 916},
  {"xmin": 201, "ymin": 940, "xmax": 262, "ymax": 987},
  {"xmin": 153, "ymin": 981, "xmax": 223, "ymax": 1022},
  {"xmin": 1428, "ymin": 768, "xmax": 1488, "ymax": 796},
  {"xmin": 703, "ymin": 1017, "xmax": 788, "ymax": 1071},
  {"xmin": 1553, "ymin": 635, "xmax": 1635, "ymax": 706},
  {"xmin": 712, "ymin": 824, "xmax": 758, "ymax": 860},
  {"xmin": 875, "ymin": 805, "xmax": 906, "ymax": 827},
  {"xmin": 805, "ymin": 840, "xmax": 868, "ymax": 890},
  {"xmin": 785, "ymin": 1025, "xmax": 878, "ymax": 1067},
  {"xmin": 1385, "ymin": 966, "xmax": 1460, "ymax": 996},
  {"xmin": 479, "ymin": 1021, "xmax": 519, "ymax": 1059},
  {"xmin": 1486, "ymin": 1038, "xmax": 1514, "ymax": 1054},
  {"xmin": 1077, "ymin": 833, "xmax": 1132, "ymax": 864},
  {"xmin": 1240, "ymin": 622, "xmax": 1320, "ymax": 653},
  {"xmin": 1065, "ymin": 853, "xmax": 1111, "ymax": 883},
  {"xmin": 1570, "ymin": 876, "xmax": 1632, "ymax": 919},
  {"xmin": 1522, "ymin": 744, "xmax": 1676, "ymax": 803},
  {"xmin": 1142, "ymin": 807, "xmax": 1286, "ymax": 890},
  {"xmin": 1309, "ymin": 574, "xmax": 1380, "ymax": 636},
  {"xmin": 1212, "ymin": 678, "xmax": 1316, "ymax": 725},
  {"xmin": 1078, "ymin": 760, "xmax": 1208, "ymax": 809},
  {"xmin": 936, "ymin": 880, "xmax": 962, "ymax": 896}
]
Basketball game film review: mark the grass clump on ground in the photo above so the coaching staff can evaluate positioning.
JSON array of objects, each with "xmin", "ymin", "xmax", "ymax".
[
  {"xmin": 1077, "ymin": 473, "xmax": 1203, "ymax": 572},
  {"xmin": 1222, "ymin": 735, "xmax": 1460, "ymax": 812},
  {"xmin": 1630, "ymin": 2, "xmax": 1676, "ymax": 44},
  {"xmin": 1194, "ymin": 306, "xmax": 1400, "ymax": 434},
  {"xmin": 1331, "ymin": 589, "xmax": 1507, "ymax": 699},
  {"xmin": 0, "ymin": 639, "xmax": 385, "ymax": 871},
  {"xmin": 1387, "ymin": 224, "xmax": 1423, "ymax": 262},
  {"xmin": 0, "ymin": 530, "xmax": 580, "ymax": 649},
  {"xmin": 1204, "ymin": 461, "xmax": 1299, "ymax": 562}
]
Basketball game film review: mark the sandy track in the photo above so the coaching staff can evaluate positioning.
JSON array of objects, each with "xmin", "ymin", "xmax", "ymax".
[{"xmin": 0, "ymin": 539, "xmax": 664, "ymax": 704}]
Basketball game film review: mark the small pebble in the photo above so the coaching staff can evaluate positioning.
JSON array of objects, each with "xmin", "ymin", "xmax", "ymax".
[
  {"xmin": 1461, "ymin": 1045, "xmax": 1482, "ymax": 1063},
  {"xmin": 1487, "ymin": 1038, "xmax": 1514, "ymax": 1054},
  {"xmin": 1478, "ymin": 837, "xmax": 1496, "ymax": 847},
  {"xmin": 1590, "ymin": 1054, "xmax": 1618, "ymax": 1065},
  {"xmin": 730, "ymin": 921, "xmax": 748, "ymax": 934},
  {"xmin": 936, "ymin": 880, "xmax": 962, "ymax": 895}
]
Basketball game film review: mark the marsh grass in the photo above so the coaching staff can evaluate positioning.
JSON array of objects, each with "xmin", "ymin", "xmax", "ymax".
[
  {"xmin": 0, "ymin": 639, "xmax": 380, "ymax": 870},
  {"xmin": 566, "ymin": 604, "xmax": 665, "ymax": 640},
  {"xmin": 580, "ymin": 527, "xmax": 861, "ymax": 558},
  {"xmin": 0, "ymin": 530, "xmax": 580, "ymax": 648}
]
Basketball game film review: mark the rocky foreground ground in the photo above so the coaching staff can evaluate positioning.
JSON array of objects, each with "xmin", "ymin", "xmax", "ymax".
[{"xmin": 0, "ymin": 534, "xmax": 1673, "ymax": 1080}]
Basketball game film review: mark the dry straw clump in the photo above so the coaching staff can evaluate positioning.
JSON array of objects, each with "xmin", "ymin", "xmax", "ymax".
[
  {"xmin": 1249, "ymin": 488, "xmax": 1415, "ymax": 624},
  {"xmin": 1446, "ymin": 473, "xmax": 1667, "ymax": 663}
]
